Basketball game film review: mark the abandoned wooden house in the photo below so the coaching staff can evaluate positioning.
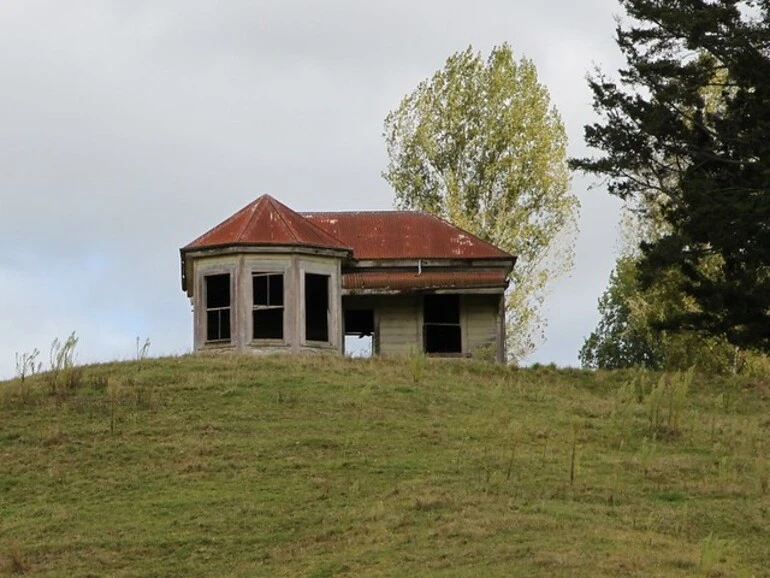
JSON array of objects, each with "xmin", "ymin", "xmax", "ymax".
[{"xmin": 180, "ymin": 195, "xmax": 516, "ymax": 361}]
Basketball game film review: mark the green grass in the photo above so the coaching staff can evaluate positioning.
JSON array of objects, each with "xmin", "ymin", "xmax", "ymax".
[{"xmin": 2, "ymin": 354, "xmax": 770, "ymax": 576}]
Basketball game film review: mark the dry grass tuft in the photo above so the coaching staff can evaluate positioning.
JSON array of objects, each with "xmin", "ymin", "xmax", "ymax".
[{"xmin": 3, "ymin": 541, "xmax": 30, "ymax": 575}]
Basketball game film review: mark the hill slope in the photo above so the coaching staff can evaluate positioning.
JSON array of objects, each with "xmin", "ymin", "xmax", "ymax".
[{"xmin": 1, "ymin": 355, "xmax": 769, "ymax": 576}]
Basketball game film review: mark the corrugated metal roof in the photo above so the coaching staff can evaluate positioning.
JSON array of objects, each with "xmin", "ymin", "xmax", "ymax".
[
  {"xmin": 303, "ymin": 211, "xmax": 513, "ymax": 260},
  {"xmin": 184, "ymin": 195, "xmax": 350, "ymax": 252},
  {"xmin": 183, "ymin": 195, "xmax": 513, "ymax": 261},
  {"xmin": 343, "ymin": 270, "xmax": 508, "ymax": 292},
  {"xmin": 180, "ymin": 196, "xmax": 515, "ymax": 293}
]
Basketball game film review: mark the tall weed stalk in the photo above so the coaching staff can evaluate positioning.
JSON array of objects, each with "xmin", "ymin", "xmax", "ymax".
[
  {"xmin": 646, "ymin": 368, "xmax": 692, "ymax": 438},
  {"xmin": 46, "ymin": 332, "xmax": 81, "ymax": 396}
]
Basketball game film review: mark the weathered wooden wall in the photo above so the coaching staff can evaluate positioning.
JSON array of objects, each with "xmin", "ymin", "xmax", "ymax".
[
  {"xmin": 342, "ymin": 292, "xmax": 505, "ymax": 360},
  {"xmin": 463, "ymin": 294, "xmax": 502, "ymax": 359},
  {"xmin": 188, "ymin": 251, "xmax": 505, "ymax": 361},
  {"xmin": 375, "ymin": 295, "xmax": 421, "ymax": 356},
  {"xmin": 191, "ymin": 252, "xmax": 343, "ymax": 355}
]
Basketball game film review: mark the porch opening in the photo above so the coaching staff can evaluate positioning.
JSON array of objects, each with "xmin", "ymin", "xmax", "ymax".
[
  {"xmin": 423, "ymin": 294, "xmax": 461, "ymax": 354},
  {"xmin": 205, "ymin": 273, "xmax": 231, "ymax": 342},
  {"xmin": 344, "ymin": 309, "xmax": 374, "ymax": 335},
  {"xmin": 253, "ymin": 272, "xmax": 284, "ymax": 339},
  {"xmin": 345, "ymin": 335, "xmax": 373, "ymax": 357},
  {"xmin": 305, "ymin": 273, "xmax": 330, "ymax": 342},
  {"xmin": 344, "ymin": 308, "xmax": 375, "ymax": 358}
]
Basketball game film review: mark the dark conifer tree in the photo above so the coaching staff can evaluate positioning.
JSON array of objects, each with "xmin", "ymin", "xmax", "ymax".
[{"xmin": 572, "ymin": 0, "xmax": 770, "ymax": 352}]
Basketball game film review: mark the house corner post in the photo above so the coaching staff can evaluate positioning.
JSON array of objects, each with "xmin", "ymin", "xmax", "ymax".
[
  {"xmin": 496, "ymin": 292, "xmax": 506, "ymax": 364},
  {"xmin": 290, "ymin": 255, "xmax": 301, "ymax": 353},
  {"xmin": 236, "ymin": 256, "xmax": 248, "ymax": 353}
]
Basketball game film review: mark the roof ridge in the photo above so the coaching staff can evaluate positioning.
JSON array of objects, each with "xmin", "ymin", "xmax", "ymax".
[
  {"xmin": 296, "ymin": 213, "xmax": 350, "ymax": 247},
  {"xmin": 267, "ymin": 195, "xmax": 304, "ymax": 244},
  {"xmin": 235, "ymin": 198, "xmax": 262, "ymax": 243},
  {"xmin": 272, "ymin": 197, "xmax": 350, "ymax": 248},
  {"xmin": 303, "ymin": 210, "xmax": 414, "ymax": 215}
]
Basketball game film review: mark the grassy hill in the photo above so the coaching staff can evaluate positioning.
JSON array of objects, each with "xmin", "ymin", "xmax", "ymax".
[{"xmin": 1, "ymin": 354, "xmax": 769, "ymax": 577}]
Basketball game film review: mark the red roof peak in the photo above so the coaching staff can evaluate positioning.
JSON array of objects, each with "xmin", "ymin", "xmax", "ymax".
[{"xmin": 184, "ymin": 194, "xmax": 350, "ymax": 251}]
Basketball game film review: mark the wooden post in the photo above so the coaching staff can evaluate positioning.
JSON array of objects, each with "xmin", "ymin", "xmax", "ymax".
[{"xmin": 496, "ymin": 292, "xmax": 506, "ymax": 363}]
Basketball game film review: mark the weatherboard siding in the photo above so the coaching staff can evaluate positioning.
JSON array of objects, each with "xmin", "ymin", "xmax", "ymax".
[
  {"xmin": 464, "ymin": 294, "xmax": 500, "ymax": 358},
  {"xmin": 342, "ymin": 293, "xmax": 505, "ymax": 359},
  {"xmin": 190, "ymin": 253, "xmax": 506, "ymax": 361},
  {"xmin": 191, "ymin": 252, "xmax": 344, "ymax": 355},
  {"xmin": 376, "ymin": 295, "xmax": 421, "ymax": 356}
]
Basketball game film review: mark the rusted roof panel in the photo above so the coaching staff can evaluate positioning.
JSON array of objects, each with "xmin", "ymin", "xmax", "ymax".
[
  {"xmin": 303, "ymin": 212, "xmax": 513, "ymax": 260},
  {"xmin": 343, "ymin": 270, "xmax": 508, "ymax": 292},
  {"xmin": 184, "ymin": 195, "xmax": 350, "ymax": 251}
]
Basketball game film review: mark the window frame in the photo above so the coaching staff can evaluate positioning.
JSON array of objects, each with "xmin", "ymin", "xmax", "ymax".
[
  {"xmin": 303, "ymin": 272, "xmax": 331, "ymax": 344},
  {"xmin": 251, "ymin": 271, "xmax": 285, "ymax": 341},
  {"xmin": 422, "ymin": 294, "xmax": 463, "ymax": 355},
  {"xmin": 204, "ymin": 272, "xmax": 233, "ymax": 344}
]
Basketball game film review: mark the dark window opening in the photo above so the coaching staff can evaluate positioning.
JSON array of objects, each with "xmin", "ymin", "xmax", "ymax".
[
  {"xmin": 205, "ymin": 274, "xmax": 231, "ymax": 342},
  {"xmin": 423, "ymin": 294, "xmax": 462, "ymax": 354},
  {"xmin": 305, "ymin": 273, "xmax": 330, "ymax": 342},
  {"xmin": 424, "ymin": 294, "xmax": 460, "ymax": 324},
  {"xmin": 253, "ymin": 273, "xmax": 284, "ymax": 339},
  {"xmin": 344, "ymin": 309, "xmax": 374, "ymax": 336},
  {"xmin": 253, "ymin": 273, "xmax": 284, "ymax": 307}
]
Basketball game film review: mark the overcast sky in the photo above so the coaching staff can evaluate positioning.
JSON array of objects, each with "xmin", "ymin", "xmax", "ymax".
[{"xmin": 0, "ymin": 0, "xmax": 628, "ymax": 378}]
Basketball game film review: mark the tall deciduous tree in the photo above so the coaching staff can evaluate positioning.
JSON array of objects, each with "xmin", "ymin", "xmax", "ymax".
[
  {"xmin": 571, "ymin": 0, "xmax": 770, "ymax": 353},
  {"xmin": 383, "ymin": 44, "xmax": 578, "ymax": 360}
]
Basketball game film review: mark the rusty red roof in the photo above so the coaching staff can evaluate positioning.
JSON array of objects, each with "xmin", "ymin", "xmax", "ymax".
[
  {"xmin": 303, "ymin": 211, "xmax": 513, "ymax": 260},
  {"xmin": 181, "ymin": 196, "xmax": 515, "ymax": 293},
  {"xmin": 184, "ymin": 195, "xmax": 350, "ymax": 252},
  {"xmin": 343, "ymin": 270, "xmax": 508, "ymax": 292},
  {"xmin": 183, "ymin": 195, "xmax": 514, "ymax": 261}
]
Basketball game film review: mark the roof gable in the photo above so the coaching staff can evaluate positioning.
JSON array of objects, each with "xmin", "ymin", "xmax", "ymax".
[{"xmin": 184, "ymin": 195, "xmax": 349, "ymax": 251}]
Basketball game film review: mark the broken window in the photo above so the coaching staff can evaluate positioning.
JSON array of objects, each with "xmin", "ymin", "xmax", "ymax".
[
  {"xmin": 344, "ymin": 308, "xmax": 375, "ymax": 357},
  {"xmin": 423, "ymin": 294, "xmax": 462, "ymax": 354},
  {"xmin": 205, "ymin": 273, "xmax": 231, "ymax": 342},
  {"xmin": 344, "ymin": 309, "xmax": 374, "ymax": 336},
  {"xmin": 305, "ymin": 273, "xmax": 329, "ymax": 342},
  {"xmin": 253, "ymin": 273, "xmax": 284, "ymax": 339}
]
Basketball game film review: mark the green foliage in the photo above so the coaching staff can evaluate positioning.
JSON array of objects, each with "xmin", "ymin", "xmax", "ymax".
[
  {"xmin": 384, "ymin": 43, "xmax": 578, "ymax": 360},
  {"xmin": 645, "ymin": 369, "xmax": 692, "ymax": 438},
  {"xmin": 581, "ymin": 256, "xmax": 740, "ymax": 372},
  {"xmin": 615, "ymin": 368, "xmax": 692, "ymax": 441},
  {"xmin": 738, "ymin": 350, "xmax": 770, "ymax": 381},
  {"xmin": 407, "ymin": 349, "xmax": 427, "ymax": 385},
  {"xmin": 580, "ymin": 257, "xmax": 664, "ymax": 370},
  {"xmin": 471, "ymin": 342, "xmax": 497, "ymax": 363},
  {"xmin": 571, "ymin": 0, "xmax": 770, "ymax": 353},
  {"xmin": 699, "ymin": 533, "xmax": 733, "ymax": 574}
]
